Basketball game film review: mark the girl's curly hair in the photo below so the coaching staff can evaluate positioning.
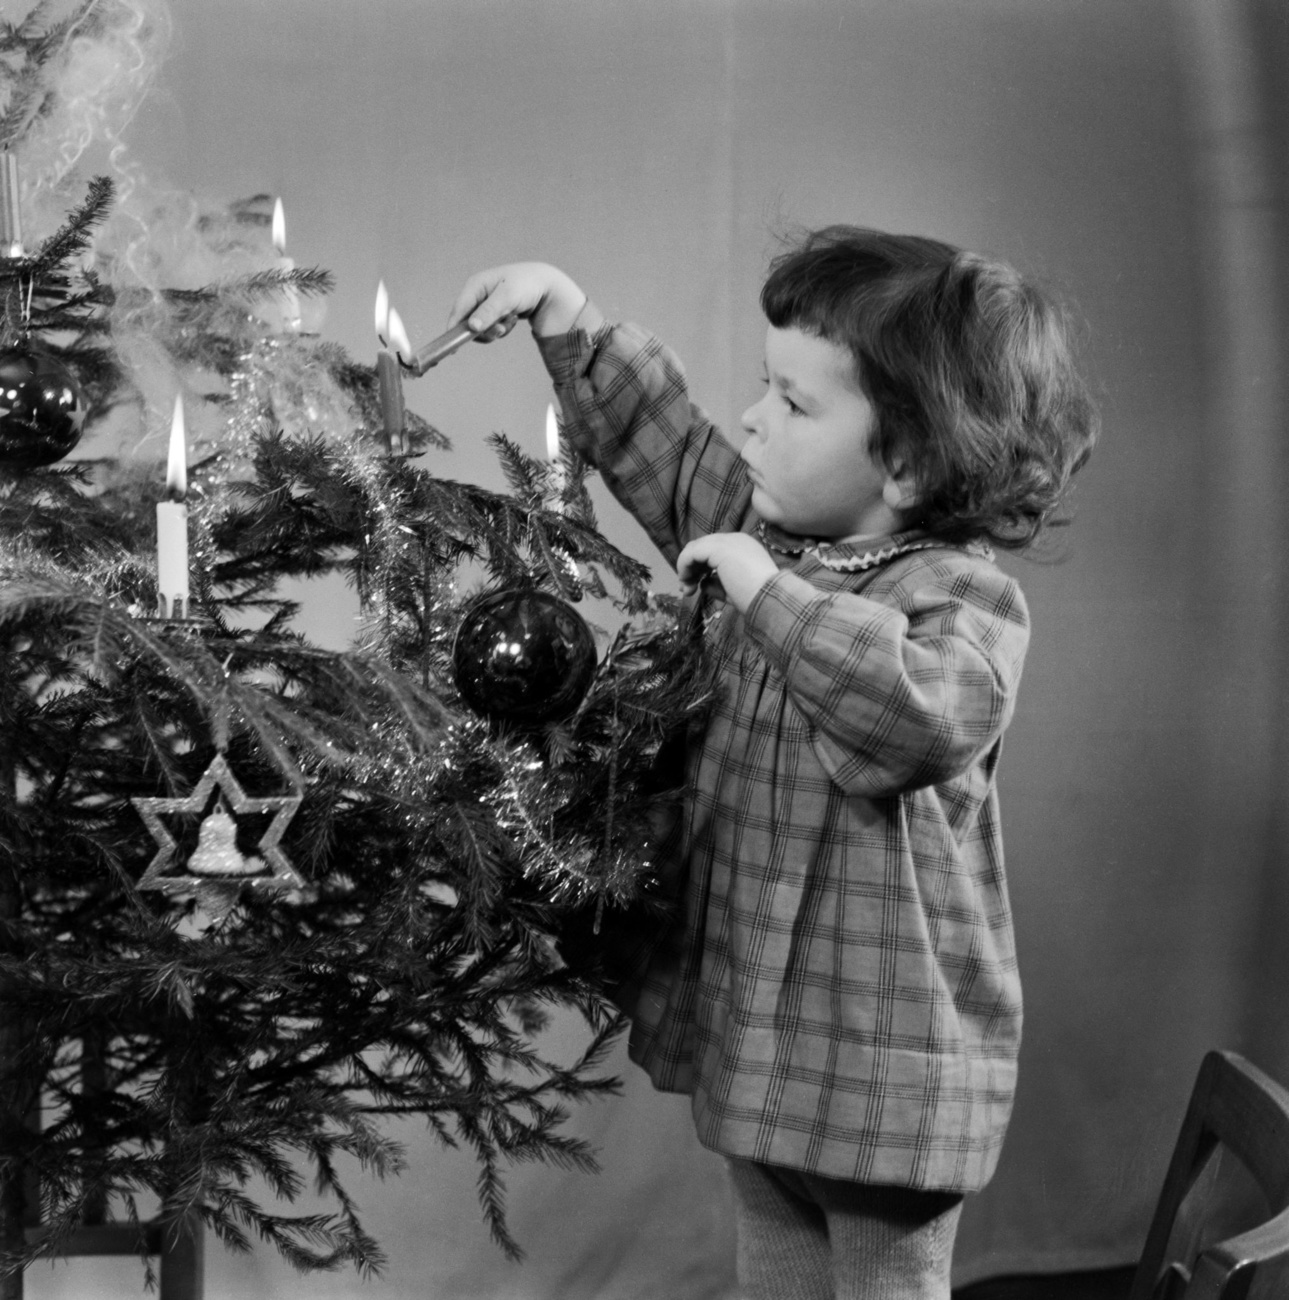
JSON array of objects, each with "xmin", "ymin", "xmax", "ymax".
[{"xmin": 761, "ymin": 226, "xmax": 1098, "ymax": 549}]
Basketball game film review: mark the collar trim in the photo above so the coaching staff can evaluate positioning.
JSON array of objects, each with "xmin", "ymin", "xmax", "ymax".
[{"xmin": 756, "ymin": 523, "xmax": 992, "ymax": 573}]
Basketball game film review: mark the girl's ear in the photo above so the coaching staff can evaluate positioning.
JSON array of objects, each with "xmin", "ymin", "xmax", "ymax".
[{"xmin": 881, "ymin": 463, "xmax": 919, "ymax": 511}]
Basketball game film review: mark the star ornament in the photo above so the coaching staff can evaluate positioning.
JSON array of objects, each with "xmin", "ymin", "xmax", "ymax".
[
  {"xmin": 133, "ymin": 754, "xmax": 306, "ymax": 899},
  {"xmin": 65, "ymin": 394, "xmax": 87, "ymax": 434}
]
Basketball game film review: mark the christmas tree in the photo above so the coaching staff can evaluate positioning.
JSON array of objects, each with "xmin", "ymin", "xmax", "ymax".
[{"xmin": 0, "ymin": 2, "xmax": 708, "ymax": 1290}]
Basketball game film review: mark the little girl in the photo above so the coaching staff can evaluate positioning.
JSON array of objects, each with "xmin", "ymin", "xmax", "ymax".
[{"xmin": 447, "ymin": 228, "xmax": 1097, "ymax": 1299}]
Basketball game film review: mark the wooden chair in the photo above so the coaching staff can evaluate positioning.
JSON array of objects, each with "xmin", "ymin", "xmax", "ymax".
[
  {"xmin": 24, "ymin": 1216, "xmax": 203, "ymax": 1300},
  {"xmin": 1130, "ymin": 1050, "xmax": 1289, "ymax": 1300},
  {"xmin": 13, "ymin": 1029, "xmax": 205, "ymax": 1299}
]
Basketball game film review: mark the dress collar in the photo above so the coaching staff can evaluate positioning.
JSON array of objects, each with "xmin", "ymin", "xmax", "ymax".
[{"xmin": 756, "ymin": 522, "xmax": 992, "ymax": 573}]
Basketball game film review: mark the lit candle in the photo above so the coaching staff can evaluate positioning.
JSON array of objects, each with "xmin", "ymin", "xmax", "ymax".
[
  {"xmin": 271, "ymin": 197, "xmax": 301, "ymax": 331},
  {"xmin": 156, "ymin": 394, "xmax": 189, "ymax": 619},
  {"xmin": 0, "ymin": 151, "xmax": 22, "ymax": 258},
  {"xmin": 374, "ymin": 280, "xmax": 408, "ymax": 454},
  {"xmin": 546, "ymin": 402, "xmax": 567, "ymax": 503},
  {"xmin": 388, "ymin": 305, "xmax": 413, "ymax": 365},
  {"xmin": 374, "ymin": 279, "xmax": 389, "ymax": 346}
]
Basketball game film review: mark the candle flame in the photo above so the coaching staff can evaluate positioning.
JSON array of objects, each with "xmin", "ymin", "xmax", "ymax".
[
  {"xmin": 166, "ymin": 393, "xmax": 187, "ymax": 500},
  {"xmin": 271, "ymin": 197, "xmax": 286, "ymax": 255},
  {"xmin": 374, "ymin": 279, "xmax": 389, "ymax": 344},
  {"xmin": 387, "ymin": 307, "xmax": 413, "ymax": 364},
  {"xmin": 546, "ymin": 404, "xmax": 561, "ymax": 462}
]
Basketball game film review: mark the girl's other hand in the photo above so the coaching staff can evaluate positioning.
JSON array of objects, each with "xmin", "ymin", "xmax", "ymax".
[{"xmin": 676, "ymin": 532, "xmax": 779, "ymax": 612}]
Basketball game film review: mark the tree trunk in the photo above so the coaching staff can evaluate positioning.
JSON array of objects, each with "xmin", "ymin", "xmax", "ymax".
[
  {"xmin": 0, "ymin": 740, "xmax": 24, "ymax": 1299},
  {"xmin": 0, "ymin": 872, "xmax": 24, "ymax": 1300}
]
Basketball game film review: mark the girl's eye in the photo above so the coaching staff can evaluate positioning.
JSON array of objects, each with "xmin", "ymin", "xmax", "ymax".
[{"xmin": 758, "ymin": 372, "xmax": 804, "ymax": 416}]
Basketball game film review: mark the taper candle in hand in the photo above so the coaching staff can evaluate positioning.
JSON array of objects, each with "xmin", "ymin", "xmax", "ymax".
[
  {"xmin": 404, "ymin": 321, "xmax": 476, "ymax": 375},
  {"xmin": 156, "ymin": 394, "xmax": 189, "ymax": 618}
]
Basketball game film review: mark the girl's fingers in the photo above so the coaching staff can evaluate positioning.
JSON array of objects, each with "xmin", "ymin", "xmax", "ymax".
[
  {"xmin": 446, "ymin": 275, "xmax": 495, "ymax": 332},
  {"xmin": 478, "ymin": 312, "xmax": 518, "ymax": 342},
  {"xmin": 676, "ymin": 540, "xmax": 715, "ymax": 591},
  {"xmin": 449, "ymin": 270, "xmax": 520, "ymax": 334}
]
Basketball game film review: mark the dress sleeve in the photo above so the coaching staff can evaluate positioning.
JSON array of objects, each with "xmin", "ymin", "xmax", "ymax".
[
  {"xmin": 741, "ymin": 557, "xmax": 1030, "ymax": 796},
  {"xmin": 536, "ymin": 307, "xmax": 752, "ymax": 567}
]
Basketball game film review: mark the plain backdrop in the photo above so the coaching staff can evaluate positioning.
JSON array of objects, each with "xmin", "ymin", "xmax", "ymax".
[{"xmin": 21, "ymin": 0, "xmax": 1289, "ymax": 1296}]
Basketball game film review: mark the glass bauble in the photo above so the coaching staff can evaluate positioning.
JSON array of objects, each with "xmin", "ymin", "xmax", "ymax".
[
  {"xmin": 0, "ymin": 348, "xmax": 88, "ymax": 467},
  {"xmin": 452, "ymin": 588, "xmax": 597, "ymax": 725}
]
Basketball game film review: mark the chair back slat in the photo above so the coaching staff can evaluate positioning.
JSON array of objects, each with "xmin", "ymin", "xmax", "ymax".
[
  {"xmin": 1203, "ymin": 1059, "xmax": 1289, "ymax": 1211},
  {"xmin": 1130, "ymin": 1051, "xmax": 1289, "ymax": 1300}
]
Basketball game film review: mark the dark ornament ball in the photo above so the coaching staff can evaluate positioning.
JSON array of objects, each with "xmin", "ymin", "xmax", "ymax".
[
  {"xmin": 0, "ymin": 348, "xmax": 88, "ymax": 467},
  {"xmin": 453, "ymin": 588, "xmax": 597, "ymax": 725}
]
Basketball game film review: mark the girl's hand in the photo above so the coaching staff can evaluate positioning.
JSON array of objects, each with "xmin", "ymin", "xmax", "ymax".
[
  {"xmin": 446, "ymin": 262, "xmax": 587, "ymax": 341},
  {"xmin": 676, "ymin": 532, "xmax": 779, "ymax": 612}
]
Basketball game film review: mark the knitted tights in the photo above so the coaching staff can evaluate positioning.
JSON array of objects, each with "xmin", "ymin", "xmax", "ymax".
[{"xmin": 725, "ymin": 1158, "xmax": 963, "ymax": 1300}]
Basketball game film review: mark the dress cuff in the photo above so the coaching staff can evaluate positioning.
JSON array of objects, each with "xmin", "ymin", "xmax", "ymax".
[
  {"xmin": 534, "ymin": 299, "xmax": 609, "ymax": 385},
  {"xmin": 742, "ymin": 569, "xmax": 818, "ymax": 672}
]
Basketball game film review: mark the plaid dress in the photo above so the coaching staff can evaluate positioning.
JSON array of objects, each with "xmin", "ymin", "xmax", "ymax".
[{"xmin": 539, "ymin": 309, "xmax": 1027, "ymax": 1193}]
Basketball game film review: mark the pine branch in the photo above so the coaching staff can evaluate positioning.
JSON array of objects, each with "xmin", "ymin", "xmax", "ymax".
[
  {"xmin": 28, "ymin": 176, "xmax": 115, "ymax": 275},
  {"xmin": 165, "ymin": 266, "xmax": 335, "ymax": 306}
]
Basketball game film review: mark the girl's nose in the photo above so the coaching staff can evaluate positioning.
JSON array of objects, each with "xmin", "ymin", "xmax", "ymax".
[
  {"xmin": 739, "ymin": 401, "xmax": 765, "ymax": 467},
  {"xmin": 740, "ymin": 397, "xmax": 763, "ymax": 438},
  {"xmin": 738, "ymin": 424, "xmax": 760, "ymax": 471}
]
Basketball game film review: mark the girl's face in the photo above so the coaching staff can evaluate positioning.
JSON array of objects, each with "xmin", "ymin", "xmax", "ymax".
[{"xmin": 739, "ymin": 325, "xmax": 901, "ymax": 540}]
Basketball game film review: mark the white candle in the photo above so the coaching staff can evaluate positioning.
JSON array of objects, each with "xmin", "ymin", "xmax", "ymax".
[
  {"xmin": 374, "ymin": 280, "xmax": 408, "ymax": 454},
  {"xmin": 546, "ymin": 403, "xmax": 567, "ymax": 502},
  {"xmin": 272, "ymin": 197, "xmax": 300, "ymax": 331},
  {"xmin": 156, "ymin": 394, "xmax": 189, "ymax": 618},
  {"xmin": 0, "ymin": 151, "xmax": 22, "ymax": 259}
]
